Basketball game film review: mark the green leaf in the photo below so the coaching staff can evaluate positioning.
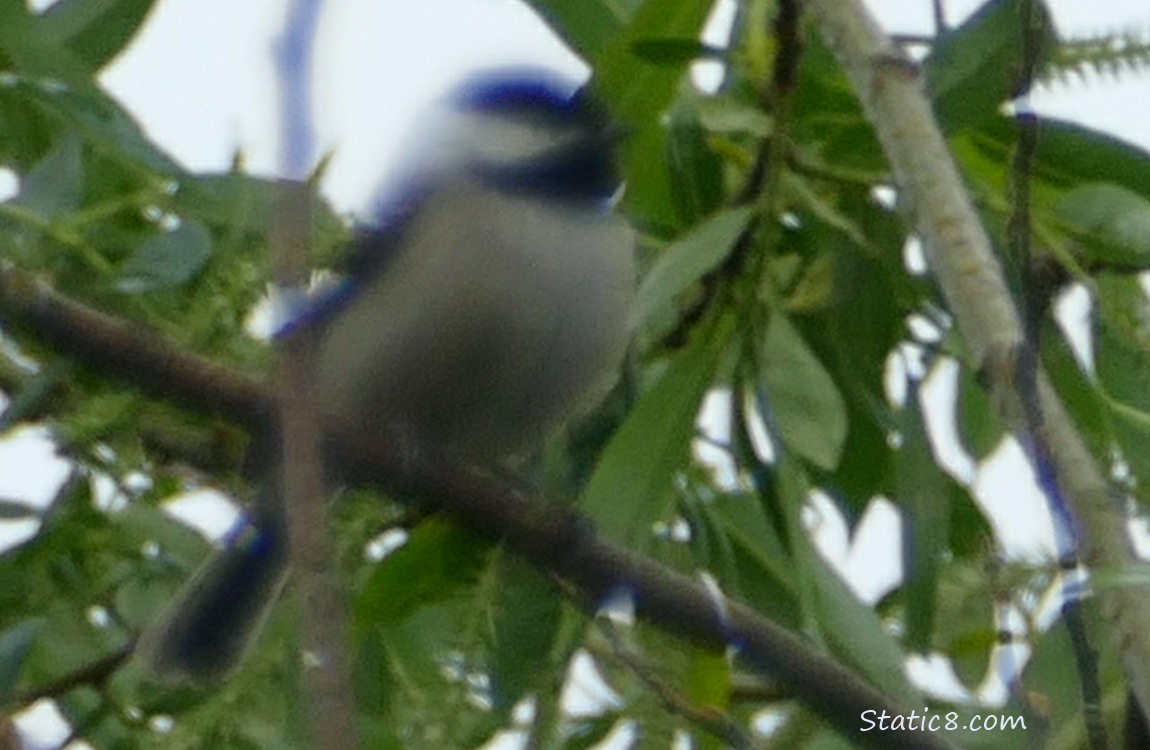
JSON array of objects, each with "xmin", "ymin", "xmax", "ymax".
[
  {"xmin": 596, "ymin": 0, "xmax": 718, "ymax": 229},
  {"xmin": 1056, "ymin": 183, "xmax": 1150, "ymax": 267},
  {"xmin": 632, "ymin": 206, "xmax": 754, "ymax": 330},
  {"xmin": 0, "ymin": 361, "xmax": 71, "ymax": 432},
  {"xmin": 933, "ymin": 561, "xmax": 996, "ymax": 689},
  {"xmin": 1093, "ymin": 275, "xmax": 1150, "ymax": 504},
  {"xmin": 926, "ymin": 0, "xmax": 1057, "ymax": 133},
  {"xmin": 1094, "ymin": 273, "xmax": 1150, "ymax": 413},
  {"xmin": 523, "ymin": 0, "xmax": 633, "ymax": 64},
  {"xmin": 630, "ymin": 37, "xmax": 725, "ymax": 65},
  {"xmin": 968, "ymin": 117, "xmax": 1150, "ymax": 204},
  {"xmin": 793, "ymin": 37, "xmax": 884, "ymax": 173},
  {"xmin": 810, "ymin": 203, "xmax": 908, "ymax": 505},
  {"xmin": 1106, "ymin": 400, "xmax": 1150, "ymax": 499},
  {"xmin": 0, "ymin": 619, "xmax": 43, "ymax": 702},
  {"xmin": 38, "ymin": 0, "xmax": 158, "ymax": 72},
  {"xmin": 0, "ymin": 73, "xmax": 180, "ymax": 175},
  {"xmin": 701, "ymin": 493, "xmax": 800, "ymax": 627},
  {"xmin": 685, "ymin": 644, "xmax": 730, "ymax": 742},
  {"xmin": 352, "ymin": 618, "xmax": 396, "ymax": 717},
  {"xmin": 1021, "ymin": 603, "xmax": 1120, "ymax": 749},
  {"xmin": 822, "ymin": 388, "xmax": 895, "ymax": 515},
  {"xmin": 761, "ymin": 314, "xmax": 848, "ymax": 471},
  {"xmin": 896, "ymin": 386, "xmax": 953, "ymax": 652},
  {"xmin": 782, "ymin": 173, "xmax": 868, "ymax": 249},
  {"xmin": 487, "ymin": 560, "xmax": 562, "ymax": 712},
  {"xmin": 175, "ymin": 173, "xmax": 347, "ymax": 257},
  {"xmin": 116, "ymin": 220, "xmax": 213, "ymax": 292},
  {"xmin": 956, "ymin": 363, "xmax": 1004, "ymax": 460},
  {"xmin": 356, "ymin": 519, "xmax": 492, "ymax": 626},
  {"xmin": 0, "ymin": 2, "xmax": 92, "ymax": 84},
  {"xmin": 581, "ymin": 320, "xmax": 731, "ymax": 543},
  {"xmin": 566, "ymin": 713, "xmax": 624, "ymax": 750},
  {"xmin": 112, "ymin": 503, "xmax": 218, "ymax": 626},
  {"xmin": 809, "ymin": 550, "xmax": 921, "ymax": 707},
  {"xmin": 13, "ymin": 133, "xmax": 83, "ymax": 219},
  {"xmin": 0, "ymin": 499, "xmax": 38, "ymax": 519},
  {"xmin": 694, "ymin": 96, "xmax": 772, "ymax": 137},
  {"xmin": 1043, "ymin": 318, "xmax": 1112, "ymax": 463},
  {"xmin": 664, "ymin": 101, "xmax": 727, "ymax": 223},
  {"xmin": 1030, "ymin": 120, "xmax": 1150, "ymax": 194}
]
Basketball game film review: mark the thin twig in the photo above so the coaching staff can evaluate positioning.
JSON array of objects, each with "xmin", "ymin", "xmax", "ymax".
[{"xmin": 595, "ymin": 619, "xmax": 762, "ymax": 749}]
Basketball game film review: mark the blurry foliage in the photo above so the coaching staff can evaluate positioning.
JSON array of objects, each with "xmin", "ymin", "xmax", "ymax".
[
  {"xmin": 2, "ymin": 0, "xmax": 1150, "ymax": 747},
  {"xmin": 1049, "ymin": 30, "xmax": 1150, "ymax": 84}
]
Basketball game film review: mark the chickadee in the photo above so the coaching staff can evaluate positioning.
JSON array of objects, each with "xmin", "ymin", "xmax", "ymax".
[{"xmin": 136, "ymin": 69, "xmax": 635, "ymax": 683}]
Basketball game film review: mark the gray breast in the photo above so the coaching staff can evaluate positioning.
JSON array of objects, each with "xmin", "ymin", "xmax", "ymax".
[{"xmin": 315, "ymin": 180, "xmax": 633, "ymax": 462}]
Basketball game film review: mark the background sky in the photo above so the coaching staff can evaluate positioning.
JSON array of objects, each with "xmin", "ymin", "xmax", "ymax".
[
  {"xmin": 4, "ymin": 0, "xmax": 1150, "ymax": 746},
  {"xmin": 90, "ymin": 0, "xmax": 1150, "ymax": 217}
]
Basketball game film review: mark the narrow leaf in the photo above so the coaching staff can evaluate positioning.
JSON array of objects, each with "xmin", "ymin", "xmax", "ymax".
[
  {"xmin": 117, "ymin": 220, "xmax": 212, "ymax": 292},
  {"xmin": 356, "ymin": 519, "xmax": 492, "ymax": 626},
  {"xmin": 38, "ymin": 0, "xmax": 158, "ymax": 72},
  {"xmin": 0, "ymin": 619, "xmax": 42, "ymax": 702},
  {"xmin": 760, "ymin": 314, "xmax": 848, "ymax": 471},
  {"xmin": 926, "ymin": 0, "xmax": 1057, "ymax": 133},
  {"xmin": 14, "ymin": 134, "xmax": 83, "ymax": 220},
  {"xmin": 632, "ymin": 207, "xmax": 754, "ymax": 330},
  {"xmin": 1057, "ymin": 183, "xmax": 1150, "ymax": 267},
  {"xmin": 581, "ymin": 321, "xmax": 731, "ymax": 543}
]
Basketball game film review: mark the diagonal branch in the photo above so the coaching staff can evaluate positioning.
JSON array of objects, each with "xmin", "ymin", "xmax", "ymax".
[
  {"xmin": 802, "ymin": 0, "xmax": 1150, "ymax": 726},
  {"xmin": 0, "ymin": 268, "xmax": 274, "ymax": 428},
  {"xmin": 0, "ymin": 264, "xmax": 958, "ymax": 750}
]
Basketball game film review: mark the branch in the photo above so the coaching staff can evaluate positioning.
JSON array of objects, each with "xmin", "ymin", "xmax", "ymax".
[
  {"xmin": 593, "ymin": 619, "xmax": 762, "ymax": 749},
  {"xmin": 272, "ymin": 0, "xmax": 351, "ymax": 740},
  {"xmin": 802, "ymin": 0, "xmax": 1150, "ymax": 726},
  {"xmin": 272, "ymin": 182, "xmax": 356, "ymax": 747},
  {"xmin": 0, "ymin": 265, "xmax": 958, "ymax": 750},
  {"xmin": 0, "ymin": 267, "xmax": 273, "ymax": 429},
  {"xmin": 7, "ymin": 644, "xmax": 131, "ymax": 708}
]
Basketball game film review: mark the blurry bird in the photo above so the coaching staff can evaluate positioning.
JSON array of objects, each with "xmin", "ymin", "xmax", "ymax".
[{"xmin": 136, "ymin": 68, "xmax": 634, "ymax": 683}]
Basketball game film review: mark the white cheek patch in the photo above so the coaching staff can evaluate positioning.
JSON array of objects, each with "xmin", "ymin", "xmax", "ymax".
[
  {"xmin": 380, "ymin": 100, "xmax": 589, "ymax": 195},
  {"xmin": 450, "ymin": 111, "xmax": 583, "ymax": 169}
]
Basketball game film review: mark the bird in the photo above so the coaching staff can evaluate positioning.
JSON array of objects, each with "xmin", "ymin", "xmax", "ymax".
[{"xmin": 135, "ymin": 67, "xmax": 635, "ymax": 683}]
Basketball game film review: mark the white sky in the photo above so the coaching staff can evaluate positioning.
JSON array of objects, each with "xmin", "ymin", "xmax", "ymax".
[
  {"xmin": 100, "ymin": 0, "xmax": 589, "ymax": 215},
  {"xmin": 89, "ymin": 0, "xmax": 1150, "ymax": 216}
]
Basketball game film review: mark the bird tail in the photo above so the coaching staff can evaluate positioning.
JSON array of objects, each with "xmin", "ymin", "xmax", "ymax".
[{"xmin": 135, "ymin": 486, "xmax": 289, "ymax": 684}]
